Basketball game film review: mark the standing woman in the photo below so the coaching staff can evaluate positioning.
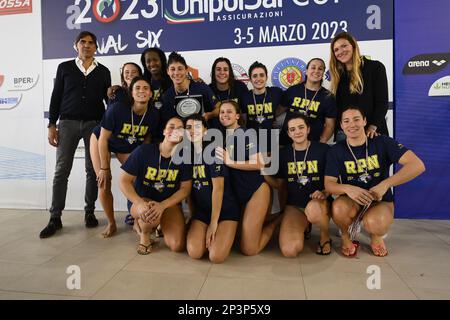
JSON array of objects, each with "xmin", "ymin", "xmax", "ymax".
[
  {"xmin": 264, "ymin": 114, "xmax": 332, "ymax": 257},
  {"xmin": 90, "ymin": 76, "xmax": 159, "ymax": 237},
  {"xmin": 161, "ymin": 52, "xmax": 219, "ymax": 127},
  {"xmin": 325, "ymin": 106, "xmax": 425, "ymax": 257},
  {"xmin": 280, "ymin": 58, "xmax": 336, "ymax": 145},
  {"xmin": 216, "ymin": 101, "xmax": 280, "ymax": 256},
  {"xmin": 240, "ymin": 61, "xmax": 283, "ymax": 153},
  {"xmin": 140, "ymin": 47, "xmax": 171, "ymax": 110},
  {"xmin": 185, "ymin": 114, "xmax": 240, "ymax": 263},
  {"xmin": 107, "ymin": 62, "xmax": 142, "ymax": 105},
  {"xmin": 209, "ymin": 57, "xmax": 248, "ymax": 104},
  {"xmin": 120, "ymin": 117, "xmax": 192, "ymax": 254},
  {"xmin": 329, "ymin": 32, "xmax": 389, "ymax": 140}
]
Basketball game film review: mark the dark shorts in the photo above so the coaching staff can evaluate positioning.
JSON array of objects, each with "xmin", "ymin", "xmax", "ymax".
[
  {"xmin": 192, "ymin": 210, "xmax": 240, "ymax": 225},
  {"xmin": 91, "ymin": 125, "xmax": 122, "ymax": 154},
  {"xmin": 235, "ymin": 180, "xmax": 266, "ymax": 207}
]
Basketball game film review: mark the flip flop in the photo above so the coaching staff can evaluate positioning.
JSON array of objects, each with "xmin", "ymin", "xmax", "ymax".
[
  {"xmin": 342, "ymin": 240, "xmax": 360, "ymax": 258},
  {"xmin": 125, "ymin": 214, "xmax": 135, "ymax": 226},
  {"xmin": 137, "ymin": 242, "xmax": 152, "ymax": 255},
  {"xmin": 371, "ymin": 242, "xmax": 388, "ymax": 257},
  {"xmin": 316, "ymin": 239, "xmax": 332, "ymax": 255}
]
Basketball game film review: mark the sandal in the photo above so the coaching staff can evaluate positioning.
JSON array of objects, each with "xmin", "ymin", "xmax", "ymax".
[
  {"xmin": 137, "ymin": 242, "xmax": 153, "ymax": 255},
  {"xmin": 371, "ymin": 241, "xmax": 388, "ymax": 257},
  {"xmin": 125, "ymin": 214, "xmax": 135, "ymax": 226},
  {"xmin": 342, "ymin": 240, "xmax": 360, "ymax": 258},
  {"xmin": 316, "ymin": 239, "xmax": 332, "ymax": 255}
]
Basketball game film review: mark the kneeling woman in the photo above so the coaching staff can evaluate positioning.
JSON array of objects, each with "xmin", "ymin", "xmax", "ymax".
[
  {"xmin": 90, "ymin": 76, "xmax": 159, "ymax": 237},
  {"xmin": 325, "ymin": 106, "xmax": 425, "ymax": 257},
  {"xmin": 216, "ymin": 100, "xmax": 280, "ymax": 256},
  {"xmin": 265, "ymin": 114, "xmax": 332, "ymax": 257},
  {"xmin": 120, "ymin": 117, "xmax": 192, "ymax": 254},
  {"xmin": 185, "ymin": 114, "xmax": 240, "ymax": 263}
]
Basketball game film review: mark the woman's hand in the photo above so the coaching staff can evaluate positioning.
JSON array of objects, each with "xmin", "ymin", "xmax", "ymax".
[
  {"xmin": 97, "ymin": 169, "xmax": 111, "ymax": 188},
  {"xmin": 310, "ymin": 190, "xmax": 327, "ymax": 200},
  {"xmin": 148, "ymin": 201, "xmax": 166, "ymax": 224},
  {"xmin": 369, "ymin": 181, "xmax": 390, "ymax": 201},
  {"xmin": 366, "ymin": 125, "xmax": 379, "ymax": 139},
  {"xmin": 206, "ymin": 221, "xmax": 218, "ymax": 249},
  {"xmin": 345, "ymin": 185, "xmax": 374, "ymax": 206},
  {"xmin": 215, "ymin": 147, "xmax": 230, "ymax": 164}
]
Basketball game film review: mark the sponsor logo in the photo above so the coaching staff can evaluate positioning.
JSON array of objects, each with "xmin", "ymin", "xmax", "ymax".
[
  {"xmin": 8, "ymin": 74, "xmax": 39, "ymax": 91},
  {"xmin": 232, "ymin": 63, "xmax": 250, "ymax": 85},
  {"xmin": 403, "ymin": 53, "xmax": 450, "ymax": 75},
  {"xmin": 271, "ymin": 57, "xmax": 306, "ymax": 90},
  {"xmin": 428, "ymin": 76, "xmax": 450, "ymax": 96},
  {"xmin": 163, "ymin": 0, "xmax": 283, "ymax": 24},
  {"xmin": 92, "ymin": 0, "xmax": 120, "ymax": 23},
  {"xmin": 0, "ymin": 0, "xmax": 32, "ymax": 16}
]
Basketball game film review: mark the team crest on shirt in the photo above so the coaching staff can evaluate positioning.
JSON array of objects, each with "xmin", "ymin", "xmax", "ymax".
[{"xmin": 271, "ymin": 58, "xmax": 306, "ymax": 90}]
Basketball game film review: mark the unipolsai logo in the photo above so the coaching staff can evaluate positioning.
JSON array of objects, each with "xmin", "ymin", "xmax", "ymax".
[
  {"xmin": 403, "ymin": 53, "xmax": 450, "ymax": 75},
  {"xmin": 164, "ymin": 0, "xmax": 283, "ymax": 24}
]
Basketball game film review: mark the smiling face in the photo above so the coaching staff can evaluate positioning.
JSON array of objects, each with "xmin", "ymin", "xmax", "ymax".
[
  {"xmin": 186, "ymin": 119, "xmax": 206, "ymax": 144},
  {"xmin": 219, "ymin": 102, "xmax": 240, "ymax": 128},
  {"xmin": 76, "ymin": 35, "xmax": 96, "ymax": 60},
  {"xmin": 306, "ymin": 59, "xmax": 325, "ymax": 84},
  {"xmin": 287, "ymin": 118, "xmax": 310, "ymax": 145},
  {"xmin": 164, "ymin": 117, "xmax": 184, "ymax": 143},
  {"xmin": 167, "ymin": 62, "xmax": 188, "ymax": 86},
  {"xmin": 333, "ymin": 38, "xmax": 354, "ymax": 66},
  {"xmin": 250, "ymin": 67, "xmax": 267, "ymax": 91},
  {"xmin": 131, "ymin": 80, "xmax": 152, "ymax": 104},
  {"xmin": 145, "ymin": 51, "xmax": 162, "ymax": 78},
  {"xmin": 341, "ymin": 108, "xmax": 367, "ymax": 139},
  {"xmin": 214, "ymin": 61, "xmax": 231, "ymax": 87},
  {"xmin": 122, "ymin": 64, "xmax": 141, "ymax": 87}
]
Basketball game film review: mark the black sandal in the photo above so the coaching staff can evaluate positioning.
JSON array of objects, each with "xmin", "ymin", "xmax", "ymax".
[{"xmin": 316, "ymin": 239, "xmax": 332, "ymax": 255}]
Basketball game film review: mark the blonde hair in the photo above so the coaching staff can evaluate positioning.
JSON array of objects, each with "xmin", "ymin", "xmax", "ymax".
[{"xmin": 329, "ymin": 32, "xmax": 364, "ymax": 95}]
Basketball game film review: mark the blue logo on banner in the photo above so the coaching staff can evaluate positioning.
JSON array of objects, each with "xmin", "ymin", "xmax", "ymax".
[{"xmin": 271, "ymin": 58, "xmax": 306, "ymax": 90}]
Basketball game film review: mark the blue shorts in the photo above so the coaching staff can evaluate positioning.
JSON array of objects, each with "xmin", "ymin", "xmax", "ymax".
[{"xmin": 192, "ymin": 210, "xmax": 240, "ymax": 225}]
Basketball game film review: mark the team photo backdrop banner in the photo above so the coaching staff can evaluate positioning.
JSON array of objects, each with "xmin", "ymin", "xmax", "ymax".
[
  {"xmin": 395, "ymin": 0, "xmax": 450, "ymax": 219},
  {"xmin": 41, "ymin": 0, "xmax": 392, "ymax": 58}
]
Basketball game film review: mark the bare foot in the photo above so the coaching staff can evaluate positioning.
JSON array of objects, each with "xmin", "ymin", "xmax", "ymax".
[{"xmin": 101, "ymin": 223, "xmax": 117, "ymax": 238}]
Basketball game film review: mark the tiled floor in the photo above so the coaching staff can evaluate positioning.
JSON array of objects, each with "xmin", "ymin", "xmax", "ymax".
[{"xmin": 1, "ymin": 209, "xmax": 450, "ymax": 300}]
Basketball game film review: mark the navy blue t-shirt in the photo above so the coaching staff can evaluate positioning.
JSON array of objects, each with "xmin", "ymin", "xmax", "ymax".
[
  {"xmin": 100, "ymin": 101, "xmax": 159, "ymax": 154},
  {"xmin": 282, "ymin": 83, "xmax": 336, "ymax": 141},
  {"xmin": 191, "ymin": 150, "xmax": 239, "ymax": 216},
  {"xmin": 240, "ymin": 86, "xmax": 283, "ymax": 131},
  {"xmin": 121, "ymin": 143, "xmax": 192, "ymax": 203},
  {"xmin": 277, "ymin": 142, "xmax": 329, "ymax": 208},
  {"xmin": 160, "ymin": 81, "xmax": 218, "ymax": 125},
  {"xmin": 209, "ymin": 80, "xmax": 248, "ymax": 104},
  {"xmin": 325, "ymin": 135, "xmax": 409, "ymax": 202},
  {"xmin": 225, "ymin": 127, "xmax": 265, "ymax": 204}
]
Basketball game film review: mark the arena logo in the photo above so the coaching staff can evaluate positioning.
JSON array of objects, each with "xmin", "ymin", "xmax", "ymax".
[
  {"xmin": 403, "ymin": 53, "xmax": 450, "ymax": 75},
  {"xmin": 271, "ymin": 58, "xmax": 306, "ymax": 90},
  {"xmin": 164, "ymin": 0, "xmax": 283, "ymax": 24},
  {"xmin": 232, "ymin": 63, "xmax": 250, "ymax": 85},
  {"xmin": 428, "ymin": 76, "xmax": 450, "ymax": 97},
  {"xmin": 92, "ymin": 0, "xmax": 120, "ymax": 23},
  {"xmin": 0, "ymin": 0, "xmax": 32, "ymax": 16}
]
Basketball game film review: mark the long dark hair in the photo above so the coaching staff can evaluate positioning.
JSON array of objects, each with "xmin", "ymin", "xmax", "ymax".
[
  {"xmin": 210, "ymin": 57, "xmax": 236, "ymax": 94},
  {"xmin": 140, "ymin": 48, "xmax": 171, "ymax": 91}
]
